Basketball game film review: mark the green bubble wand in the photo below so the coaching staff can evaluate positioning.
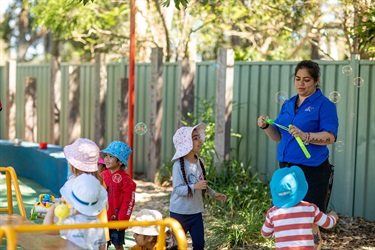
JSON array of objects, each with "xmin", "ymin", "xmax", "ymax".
[{"xmin": 265, "ymin": 119, "xmax": 311, "ymax": 159}]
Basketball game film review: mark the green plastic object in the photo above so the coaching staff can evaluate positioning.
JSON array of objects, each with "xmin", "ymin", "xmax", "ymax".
[
  {"xmin": 265, "ymin": 119, "xmax": 289, "ymax": 131},
  {"xmin": 288, "ymin": 124, "xmax": 311, "ymax": 159}
]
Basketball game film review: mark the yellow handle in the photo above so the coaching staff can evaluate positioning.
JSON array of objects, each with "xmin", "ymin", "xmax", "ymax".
[{"xmin": 289, "ymin": 125, "xmax": 311, "ymax": 159}]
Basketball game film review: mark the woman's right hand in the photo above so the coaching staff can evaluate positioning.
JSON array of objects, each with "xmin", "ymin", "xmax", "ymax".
[
  {"xmin": 257, "ymin": 115, "xmax": 269, "ymax": 129},
  {"xmin": 194, "ymin": 180, "xmax": 208, "ymax": 190}
]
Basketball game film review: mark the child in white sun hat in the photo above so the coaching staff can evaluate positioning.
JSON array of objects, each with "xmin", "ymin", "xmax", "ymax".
[
  {"xmin": 101, "ymin": 140, "xmax": 136, "ymax": 250},
  {"xmin": 43, "ymin": 174, "xmax": 108, "ymax": 250},
  {"xmin": 261, "ymin": 166, "xmax": 339, "ymax": 249},
  {"xmin": 63, "ymin": 138, "xmax": 110, "ymax": 242},
  {"xmin": 169, "ymin": 123, "xmax": 227, "ymax": 250},
  {"xmin": 128, "ymin": 209, "xmax": 177, "ymax": 250}
]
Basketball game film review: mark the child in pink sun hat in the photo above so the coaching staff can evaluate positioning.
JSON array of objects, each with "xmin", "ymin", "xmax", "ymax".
[
  {"xmin": 64, "ymin": 138, "xmax": 102, "ymax": 182},
  {"xmin": 169, "ymin": 123, "xmax": 227, "ymax": 250}
]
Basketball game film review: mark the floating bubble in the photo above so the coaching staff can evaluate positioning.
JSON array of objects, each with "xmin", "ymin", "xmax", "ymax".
[
  {"xmin": 329, "ymin": 91, "xmax": 341, "ymax": 103},
  {"xmin": 342, "ymin": 65, "xmax": 352, "ymax": 76},
  {"xmin": 353, "ymin": 77, "xmax": 364, "ymax": 87},
  {"xmin": 335, "ymin": 141, "xmax": 345, "ymax": 152},
  {"xmin": 209, "ymin": 62, "xmax": 219, "ymax": 71},
  {"xmin": 274, "ymin": 91, "xmax": 288, "ymax": 104},
  {"xmin": 135, "ymin": 122, "xmax": 148, "ymax": 135}
]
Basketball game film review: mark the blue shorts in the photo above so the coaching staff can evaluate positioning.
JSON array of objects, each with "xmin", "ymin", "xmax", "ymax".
[{"xmin": 108, "ymin": 229, "xmax": 125, "ymax": 245}]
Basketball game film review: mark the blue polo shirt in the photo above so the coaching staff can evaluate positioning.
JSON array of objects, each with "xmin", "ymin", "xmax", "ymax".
[{"xmin": 274, "ymin": 89, "xmax": 339, "ymax": 166}]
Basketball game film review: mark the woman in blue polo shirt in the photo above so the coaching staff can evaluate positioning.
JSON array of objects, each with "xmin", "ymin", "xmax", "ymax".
[{"xmin": 257, "ymin": 60, "xmax": 338, "ymax": 249}]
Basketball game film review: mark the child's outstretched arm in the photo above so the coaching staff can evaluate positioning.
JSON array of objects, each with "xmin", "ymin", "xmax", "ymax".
[
  {"xmin": 43, "ymin": 203, "xmax": 60, "ymax": 235},
  {"xmin": 314, "ymin": 209, "xmax": 339, "ymax": 229},
  {"xmin": 212, "ymin": 192, "xmax": 227, "ymax": 203}
]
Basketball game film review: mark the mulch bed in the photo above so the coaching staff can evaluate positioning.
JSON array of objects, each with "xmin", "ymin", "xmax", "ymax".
[{"xmin": 132, "ymin": 178, "xmax": 375, "ymax": 249}]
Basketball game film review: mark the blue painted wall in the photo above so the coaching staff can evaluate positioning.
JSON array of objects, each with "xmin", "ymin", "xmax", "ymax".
[{"xmin": 0, "ymin": 140, "xmax": 69, "ymax": 195}]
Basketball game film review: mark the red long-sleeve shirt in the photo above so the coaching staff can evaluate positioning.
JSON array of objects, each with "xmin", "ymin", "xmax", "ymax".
[{"xmin": 102, "ymin": 169, "xmax": 136, "ymax": 222}]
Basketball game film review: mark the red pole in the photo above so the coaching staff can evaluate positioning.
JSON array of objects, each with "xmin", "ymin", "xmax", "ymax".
[{"xmin": 128, "ymin": 0, "xmax": 136, "ymax": 178}]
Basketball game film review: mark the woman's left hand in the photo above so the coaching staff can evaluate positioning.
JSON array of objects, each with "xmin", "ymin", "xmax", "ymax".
[{"xmin": 213, "ymin": 193, "xmax": 227, "ymax": 203}]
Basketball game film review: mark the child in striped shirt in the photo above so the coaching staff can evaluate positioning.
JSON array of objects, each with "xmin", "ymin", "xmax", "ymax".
[{"xmin": 261, "ymin": 166, "xmax": 338, "ymax": 250}]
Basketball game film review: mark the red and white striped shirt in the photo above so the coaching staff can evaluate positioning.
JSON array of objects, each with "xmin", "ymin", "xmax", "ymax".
[{"xmin": 261, "ymin": 201, "xmax": 337, "ymax": 249}]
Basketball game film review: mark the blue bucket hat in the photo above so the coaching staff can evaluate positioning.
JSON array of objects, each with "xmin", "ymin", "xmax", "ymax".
[
  {"xmin": 270, "ymin": 166, "xmax": 308, "ymax": 208},
  {"xmin": 101, "ymin": 141, "xmax": 132, "ymax": 167}
]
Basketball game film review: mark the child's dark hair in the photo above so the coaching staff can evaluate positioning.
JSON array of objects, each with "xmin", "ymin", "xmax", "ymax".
[
  {"xmin": 166, "ymin": 229, "xmax": 178, "ymax": 250},
  {"xmin": 179, "ymin": 156, "xmax": 207, "ymax": 198},
  {"xmin": 294, "ymin": 60, "xmax": 321, "ymax": 81}
]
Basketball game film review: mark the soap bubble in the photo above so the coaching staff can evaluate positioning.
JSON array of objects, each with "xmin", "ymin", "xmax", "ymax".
[
  {"xmin": 342, "ymin": 65, "xmax": 352, "ymax": 76},
  {"xmin": 335, "ymin": 141, "xmax": 345, "ymax": 152},
  {"xmin": 329, "ymin": 91, "xmax": 341, "ymax": 103},
  {"xmin": 274, "ymin": 91, "xmax": 288, "ymax": 104},
  {"xmin": 353, "ymin": 77, "xmax": 364, "ymax": 87},
  {"xmin": 135, "ymin": 122, "xmax": 148, "ymax": 135},
  {"xmin": 210, "ymin": 62, "xmax": 220, "ymax": 71}
]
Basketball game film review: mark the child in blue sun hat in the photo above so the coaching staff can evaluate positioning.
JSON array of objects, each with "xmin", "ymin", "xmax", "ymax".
[
  {"xmin": 261, "ymin": 166, "xmax": 339, "ymax": 250},
  {"xmin": 101, "ymin": 141, "xmax": 136, "ymax": 250}
]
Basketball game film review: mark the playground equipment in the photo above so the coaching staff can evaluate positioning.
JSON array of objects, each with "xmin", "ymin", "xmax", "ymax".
[{"xmin": 0, "ymin": 166, "xmax": 188, "ymax": 250}]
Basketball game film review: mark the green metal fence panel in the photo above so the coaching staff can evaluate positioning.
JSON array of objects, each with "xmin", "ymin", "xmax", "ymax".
[
  {"xmin": 195, "ymin": 62, "xmax": 217, "ymax": 111},
  {"xmin": 161, "ymin": 62, "xmax": 180, "ymax": 166},
  {"xmin": 0, "ymin": 66, "xmax": 5, "ymax": 138},
  {"xmin": 60, "ymin": 63, "xmax": 81, "ymax": 146},
  {"xmin": 354, "ymin": 60, "xmax": 375, "ymax": 220},
  {"xmin": 16, "ymin": 64, "xmax": 50, "ymax": 142},
  {"xmin": 105, "ymin": 60, "xmax": 128, "ymax": 145},
  {"xmin": 60, "ymin": 64, "xmax": 70, "ymax": 146},
  {"xmin": 134, "ymin": 62, "xmax": 150, "ymax": 173},
  {"xmin": 79, "ymin": 63, "xmax": 96, "ymax": 139}
]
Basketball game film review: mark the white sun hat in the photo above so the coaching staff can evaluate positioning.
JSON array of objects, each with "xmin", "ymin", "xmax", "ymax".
[
  {"xmin": 171, "ymin": 122, "xmax": 206, "ymax": 161},
  {"xmin": 128, "ymin": 209, "xmax": 167, "ymax": 236},
  {"xmin": 60, "ymin": 174, "xmax": 107, "ymax": 216}
]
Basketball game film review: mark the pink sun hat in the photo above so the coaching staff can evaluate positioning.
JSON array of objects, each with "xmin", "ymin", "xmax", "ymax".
[
  {"xmin": 63, "ymin": 138, "xmax": 100, "ymax": 172},
  {"xmin": 98, "ymin": 157, "xmax": 105, "ymax": 165},
  {"xmin": 171, "ymin": 122, "xmax": 206, "ymax": 161}
]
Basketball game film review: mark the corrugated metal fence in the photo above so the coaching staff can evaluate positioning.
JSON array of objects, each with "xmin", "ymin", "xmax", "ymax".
[{"xmin": 0, "ymin": 58, "xmax": 374, "ymax": 221}]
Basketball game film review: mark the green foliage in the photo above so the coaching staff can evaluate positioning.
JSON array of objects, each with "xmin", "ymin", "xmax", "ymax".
[
  {"xmin": 204, "ymin": 141, "xmax": 273, "ymax": 248},
  {"xmin": 76, "ymin": 0, "xmax": 94, "ymax": 4},
  {"xmin": 30, "ymin": 0, "xmax": 130, "ymax": 61},
  {"xmin": 162, "ymin": 0, "xmax": 189, "ymax": 10},
  {"xmin": 357, "ymin": 8, "xmax": 375, "ymax": 58}
]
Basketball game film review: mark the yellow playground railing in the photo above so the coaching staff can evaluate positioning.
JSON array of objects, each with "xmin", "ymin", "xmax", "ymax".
[
  {"xmin": 0, "ymin": 166, "xmax": 26, "ymax": 217},
  {"xmin": 0, "ymin": 167, "xmax": 187, "ymax": 250}
]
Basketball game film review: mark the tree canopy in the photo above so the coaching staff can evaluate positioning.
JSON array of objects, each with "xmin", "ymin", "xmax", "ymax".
[{"xmin": 1, "ymin": 0, "xmax": 373, "ymax": 62}]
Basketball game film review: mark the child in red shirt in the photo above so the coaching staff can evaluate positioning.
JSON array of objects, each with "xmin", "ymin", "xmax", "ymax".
[{"xmin": 101, "ymin": 141, "xmax": 136, "ymax": 250}]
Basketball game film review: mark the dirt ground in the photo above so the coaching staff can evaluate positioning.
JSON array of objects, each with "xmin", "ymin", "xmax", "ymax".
[{"xmin": 132, "ymin": 178, "xmax": 375, "ymax": 250}]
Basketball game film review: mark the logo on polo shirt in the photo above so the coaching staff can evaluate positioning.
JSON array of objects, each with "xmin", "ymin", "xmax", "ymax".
[{"xmin": 305, "ymin": 106, "xmax": 314, "ymax": 112}]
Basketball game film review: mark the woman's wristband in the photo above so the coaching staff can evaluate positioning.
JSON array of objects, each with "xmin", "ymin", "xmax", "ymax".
[
  {"xmin": 260, "ymin": 124, "xmax": 269, "ymax": 130},
  {"xmin": 303, "ymin": 132, "xmax": 310, "ymax": 145}
]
